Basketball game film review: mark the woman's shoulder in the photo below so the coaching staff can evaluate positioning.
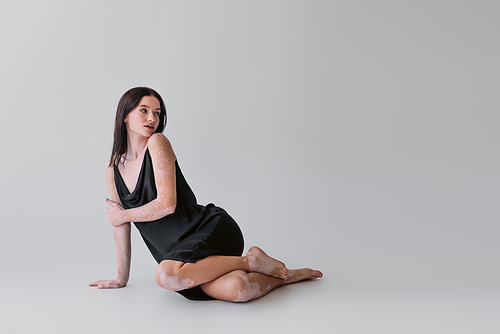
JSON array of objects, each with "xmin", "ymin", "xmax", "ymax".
[
  {"xmin": 147, "ymin": 133, "xmax": 171, "ymax": 147},
  {"xmin": 147, "ymin": 133, "xmax": 174, "ymax": 153},
  {"xmin": 147, "ymin": 133, "xmax": 176, "ymax": 160}
]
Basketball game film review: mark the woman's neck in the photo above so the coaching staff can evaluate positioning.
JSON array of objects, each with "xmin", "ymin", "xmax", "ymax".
[{"xmin": 125, "ymin": 133, "xmax": 149, "ymax": 161}]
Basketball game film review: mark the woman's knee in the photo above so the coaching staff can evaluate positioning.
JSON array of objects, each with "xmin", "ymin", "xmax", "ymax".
[
  {"xmin": 155, "ymin": 261, "xmax": 194, "ymax": 291},
  {"xmin": 226, "ymin": 271, "xmax": 261, "ymax": 303}
]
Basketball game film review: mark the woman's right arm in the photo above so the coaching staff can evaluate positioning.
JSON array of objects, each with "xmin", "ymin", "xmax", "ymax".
[{"xmin": 89, "ymin": 160, "xmax": 131, "ymax": 289}]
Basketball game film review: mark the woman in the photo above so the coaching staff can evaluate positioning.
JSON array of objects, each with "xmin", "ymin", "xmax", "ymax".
[{"xmin": 89, "ymin": 87, "xmax": 322, "ymax": 302}]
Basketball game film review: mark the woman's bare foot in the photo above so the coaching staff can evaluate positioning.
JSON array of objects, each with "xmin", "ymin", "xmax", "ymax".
[
  {"xmin": 246, "ymin": 246, "xmax": 289, "ymax": 280},
  {"xmin": 284, "ymin": 268, "xmax": 323, "ymax": 284}
]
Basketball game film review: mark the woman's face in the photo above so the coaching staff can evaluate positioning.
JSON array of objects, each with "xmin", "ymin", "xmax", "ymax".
[{"xmin": 124, "ymin": 96, "xmax": 161, "ymax": 138}]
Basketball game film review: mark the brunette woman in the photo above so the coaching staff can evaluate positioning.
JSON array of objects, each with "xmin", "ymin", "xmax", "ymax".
[{"xmin": 90, "ymin": 87, "xmax": 322, "ymax": 302}]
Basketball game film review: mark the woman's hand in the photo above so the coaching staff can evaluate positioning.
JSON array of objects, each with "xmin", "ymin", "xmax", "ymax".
[
  {"xmin": 89, "ymin": 279, "xmax": 126, "ymax": 289},
  {"xmin": 106, "ymin": 198, "xmax": 126, "ymax": 226}
]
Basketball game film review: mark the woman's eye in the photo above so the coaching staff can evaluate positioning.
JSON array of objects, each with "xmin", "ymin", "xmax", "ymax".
[
  {"xmin": 155, "ymin": 112, "xmax": 160, "ymax": 116},
  {"xmin": 140, "ymin": 109, "xmax": 147, "ymax": 113}
]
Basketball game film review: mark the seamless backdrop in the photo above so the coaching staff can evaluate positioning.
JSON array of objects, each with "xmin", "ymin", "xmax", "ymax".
[{"xmin": 1, "ymin": 1, "xmax": 499, "ymax": 333}]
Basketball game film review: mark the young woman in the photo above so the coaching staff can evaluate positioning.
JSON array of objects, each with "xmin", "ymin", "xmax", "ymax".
[{"xmin": 89, "ymin": 87, "xmax": 322, "ymax": 302}]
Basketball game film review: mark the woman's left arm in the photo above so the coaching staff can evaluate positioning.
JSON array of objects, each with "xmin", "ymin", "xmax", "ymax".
[{"xmin": 106, "ymin": 133, "xmax": 177, "ymax": 225}]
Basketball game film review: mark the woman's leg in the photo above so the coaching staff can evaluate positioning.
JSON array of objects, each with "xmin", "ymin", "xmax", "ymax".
[
  {"xmin": 155, "ymin": 246, "xmax": 289, "ymax": 291},
  {"xmin": 200, "ymin": 268, "xmax": 323, "ymax": 303}
]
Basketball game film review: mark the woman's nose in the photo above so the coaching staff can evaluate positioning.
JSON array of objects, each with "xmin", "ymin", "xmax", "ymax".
[{"xmin": 147, "ymin": 112, "xmax": 154, "ymax": 121}]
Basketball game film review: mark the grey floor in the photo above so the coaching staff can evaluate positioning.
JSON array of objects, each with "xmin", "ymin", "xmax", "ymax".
[
  {"xmin": 2, "ymin": 186, "xmax": 499, "ymax": 334},
  {"xmin": 2, "ymin": 257, "xmax": 499, "ymax": 334}
]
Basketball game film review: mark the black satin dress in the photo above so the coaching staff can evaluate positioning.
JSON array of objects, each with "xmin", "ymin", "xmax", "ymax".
[{"xmin": 114, "ymin": 149, "xmax": 244, "ymax": 300}]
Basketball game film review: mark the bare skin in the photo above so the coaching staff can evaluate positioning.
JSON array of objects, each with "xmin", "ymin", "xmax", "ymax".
[
  {"xmin": 246, "ymin": 246, "xmax": 288, "ymax": 279},
  {"xmin": 153, "ymin": 246, "xmax": 290, "ymax": 293},
  {"xmin": 153, "ymin": 245, "xmax": 323, "ymax": 302},
  {"xmin": 89, "ymin": 223, "xmax": 131, "ymax": 289},
  {"xmin": 90, "ymin": 94, "xmax": 323, "ymax": 300},
  {"xmin": 200, "ymin": 267, "xmax": 323, "ymax": 302},
  {"xmin": 284, "ymin": 268, "xmax": 323, "ymax": 284}
]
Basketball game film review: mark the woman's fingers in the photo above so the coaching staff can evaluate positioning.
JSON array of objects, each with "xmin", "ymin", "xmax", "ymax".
[
  {"xmin": 89, "ymin": 280, "xmax": 103, "ymax": 288},
  {"xmin": 105, "ymin": 200, "xmax": 125, "ymax": 226},
  {"xmin": 106, "ymin": 198, "xmax": 117, "ymax": 207},
  {"xmin": 89, "ymin": 279, "xmax": 119, "ymax": 289}
]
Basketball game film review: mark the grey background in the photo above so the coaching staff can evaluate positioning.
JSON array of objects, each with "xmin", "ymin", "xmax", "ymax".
[{"xmin": 1, "ymin": 1, "xmax": 498, "ymax": 333}]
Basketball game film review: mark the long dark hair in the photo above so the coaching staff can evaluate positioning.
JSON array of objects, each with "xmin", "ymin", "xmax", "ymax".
[{"xmin": 109, "ymin": 87, "xmax": 167, "ymax": 167}]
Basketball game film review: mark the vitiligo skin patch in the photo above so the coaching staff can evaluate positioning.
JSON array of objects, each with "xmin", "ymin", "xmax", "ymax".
[
  {"xmin": 158, "ymin": 273, "xmax": 195, "ymax": 291},
  {"xmin": 233, "ymin": 274, "xmax": 263, "ymax": 302}
]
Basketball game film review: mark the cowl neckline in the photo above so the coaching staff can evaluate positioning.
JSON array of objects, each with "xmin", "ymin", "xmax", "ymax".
[{"xmin": 114, "ymin": 148, "xmax": 149, "ymax": 196}]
